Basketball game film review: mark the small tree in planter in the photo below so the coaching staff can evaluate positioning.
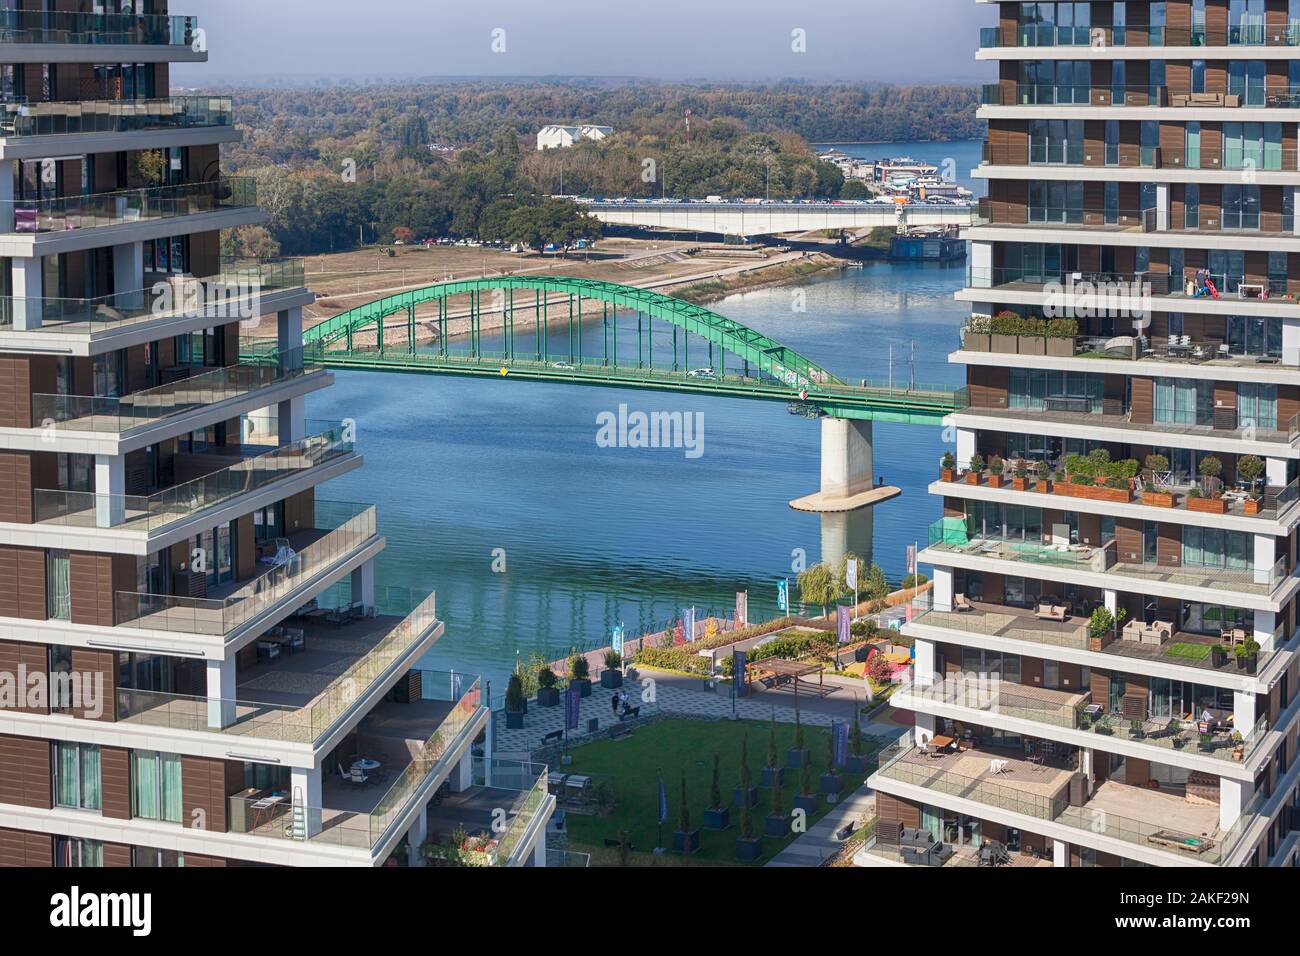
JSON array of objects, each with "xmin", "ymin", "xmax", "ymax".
[
  {"xmin": 1198, "ymin": 455, "xmax": 1223, "ymax": 493},
  {"xmin": 672, "ymin": 768, "xmax": 700, "ymax": 854},
  {"xmin": 794, "ymin": 753, "xmax": 821, "ymax": 813},
  {"xmin": 735, "ymin": 791, "xmax": 763, "ymax": 861},
  {"xmin": 1238, "ymin": 454, "xmax": 1265, "ymax": 513},
  {"xmin": 1033, "ymin": 460, "xmax": 1049, "ymax": 490},
  {"xmin": 600, "ymin": 650, "xmax": 623, "ymax": 689},
  {"xmin": 987, "ymin": 455, "xmax": 1006, "ymax": 488},
  {"xmin": 703, "ymin": 751, "xmax": 730, "ymax": 829},
  {"xmin": 765, "ymin": 774, "xmax": 789, "ymax": 837},
  {"xmin": 536, "ymin": 667, "xmax": 560, "ymax": 707},
  {"xmin": 787, "ymin": 706, "xmax": 807, "ymax": 770},
  {"xmin": 1088, "ymin": 607, "xmax": 1117, "ymax": 651},
  {"xmin": 940, "ymin": 451, "xmax": 957, "ymax": 482},
  {"xmin": 504, "ymin": 673, "xmax": 526, "ymax": 729},
  {"xmin": 966, "ymin": 453, "xmax": 985, "ymax": 484},
  {"xmin": 568, "ymin": 654, "xmax": 592, "ymax": 698},
  {"xmin": 845, "ymin": 703, "xmax": 870, "ymax": 773},
  {"xmin": 1012, "ymin": 460, "xmax": 1030, "ymax": 490},
  {"xmin": 761, "ymin": 713, "xmax": 785, "ymax": 787},
  {"xmin": 820, "ymin": 735, "xmax": 843, "ymax": 799},
  {"xmin": 733, "ymin": 733, "xmax": 758, "ymax": 809}
]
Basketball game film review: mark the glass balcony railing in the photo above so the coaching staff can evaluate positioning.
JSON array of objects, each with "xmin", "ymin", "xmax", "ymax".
[
  {"xmin": 114, "ymin": 501, "xmax": 382, "ymax": 636},
  {"xmin": 0, "ymin": 96, "xmax": 232, "ymax": 139},
  {"xmin": 981, "ymin": 22, "xmax": 1300, "ymax": 48},
  {"xmin": 0, "ymin": 258, "xmax": 305, "ymax": 334},
  {"xmin": 0, "ymin": 10, "xmax": 198, "ymax": 45},
  {"xmin": 31, "ymin": 349, "xmax": 321, "ymax": 434},
  {"xmin": 982, "ymin": 138, "xmax": 1298, "ymax": 171},
  {"xmin": 33, "ymin": 419, "xmax": 354, "ymax": 533},
  {"xmin": 980, "ymin": 83, "xmax": 1299, "ymax": 109},
  {"xmin": 3, "ymin": 177, "xmax": 255, "ymax": 234}
]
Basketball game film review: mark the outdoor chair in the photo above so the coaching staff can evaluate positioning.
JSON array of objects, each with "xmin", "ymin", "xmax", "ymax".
[
  {"xmin": 338, "ymin": 764, "xmax": 368, "ymax": 786},
  {"xmin": 953, "ymin": 593, "xmax": 974, "ymax": 612}
]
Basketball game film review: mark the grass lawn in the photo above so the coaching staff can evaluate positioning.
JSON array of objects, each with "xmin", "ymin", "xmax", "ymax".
[
  {"xmin": 1164, "ymin": 642, "xmax": 1213, "ymax": 661},
  {"xmin": 563, "ymin": 718, "xmax": 876, "ymax": 866}
]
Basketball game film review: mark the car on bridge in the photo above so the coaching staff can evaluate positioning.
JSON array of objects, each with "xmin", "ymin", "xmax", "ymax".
[
  {"xmin": 687, "ymin": 367, "xmax": 718, "ymax": 379},
  {"xmin": 550, "ymin": 362, "xmax": 577, "ymax": 371}
]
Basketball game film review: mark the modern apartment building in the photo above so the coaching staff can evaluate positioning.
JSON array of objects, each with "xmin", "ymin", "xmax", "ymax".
[
  {"xmin": 863, "ymin": 0, "xmax": 1300, "ymax": 868},
  {"xmin": 0, "ymin": 2, "xmax": 550, "ymax": 867}
]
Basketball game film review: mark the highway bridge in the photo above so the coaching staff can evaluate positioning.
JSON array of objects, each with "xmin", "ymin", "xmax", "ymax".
[{"xmin": 580, "ymin": 200, "xmax": 976, "ymax": 237}]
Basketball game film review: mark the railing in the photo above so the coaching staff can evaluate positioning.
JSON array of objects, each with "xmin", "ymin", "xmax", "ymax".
[
  {"xmin": 980, "ymin": 22, "xmax": 1300, "ymax": 48},
  {"xmin": 962, "ymin": 264, "xmax": 1300, "ymax": 303},
  {"xmin": 114, "ymin": 501, "xmax": 381, "ymax": 636},
  {"xmin": 0, "ymin": 96, "xmax": 232, "ymax": 139},
  {"xmin": 893, "ymin": 678, "xmax": 1081, "ymax": 729},
  {"xmin": 983, "ymin": 140, "xmax": 1299, "ymax": 171},
  {"xmin": 0, "ymin": 9, "xmax": 198, "ymax": 45},
  {"xmin": 3, "ymin": 177, "xmax": 254, "ymax": 234},
  {"xmin": 927, "ymin": 518, "xmax": 1118, "ymax": 573},
  {"xmin": 0, "ymin": 258, "xmax": 305, "ymax": 334},
  {"xmin": 32, "ymin": 350, "xmax": 319, "ymax": 433},
  {"xmin": 35, "ymin": 419, "xmax": 354, "ymax": 533},
  {"xmin": 116, "ymin": 590, "xmax": 441, "ymax": 746},
  {"xmin": 857, "ymin": 834, "xmax": 978, "ymax": 867},
  {"xmin": 488, "ymin": 768, "xmax": 551, "ymax": 865},
  {"xmin": 873, "ymin": 732, "xmax": 1231, "ymax": 863}
]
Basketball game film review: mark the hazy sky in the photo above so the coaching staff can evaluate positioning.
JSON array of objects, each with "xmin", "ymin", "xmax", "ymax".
[{"xmin": 175, "ymin": 0, "xmax": 993, "ymax": 85}]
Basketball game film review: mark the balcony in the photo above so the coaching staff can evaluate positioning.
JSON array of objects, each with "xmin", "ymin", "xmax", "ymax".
[
  {"xmin": 856, "ymin": 833, "xmax": 1051, "ymax": 867},
  {"xmin": 33, "ymin": 419, "xmax": 354, "ymax": 534},
  {"xmin": 228, "ymin": 671, "xmax": 483, "ymax": 853},
  {"xmin": 980, "ymin": 22, "xmax": 1300, "ymax": 50},
  {"xmin": 893, "ymin": 674, "xmax": 1269, "ymax": 767},
  {"xmin": 31, "ymin": 350, "xmax": 324, "ymax": 435},
  {"xmin": 907, "ymin": 593, "xmax": 1280, "ymax": 681},
  {"xmin": 116, "ymin": 592, "xmax": 440, "ymax": 742},
  {"xmin": 981, "ymin": 140, "xmax": 1300, "ymax": 174},
  {"xmin": 2, "ymin": 177, "xmax": 255, "ymax": 235},
  {"xmin": 424, "ymin": 759, "xmax": 552, "ymax": 865},
  {"xmin": 0, "ymin": 96, "xmax": 231, "ymax": 140},
  {"xmin": 873, "ymin": 732, "xmax": 1245, "ymax": 863},
  {"xmin": 981, "ymin": 83, "xmax": 1300, "ymax": 110},
  {"xmin": 0, "ymin": 10, "xmax": 198, "ymax": 46},
  {"xmin": 973, "ymin": 199, "xmax": 1295, "ymax": 240},
  {"xmin": 0, "ymin": 258, "xmax": 306, "ymax": 335},
  {"xmin": 114, "ymin": 500, "xmax": 378, "ymax": 637},
  {"xmin": 926, "ymin": 518, "xmax": 1291, "ymax": 597}
]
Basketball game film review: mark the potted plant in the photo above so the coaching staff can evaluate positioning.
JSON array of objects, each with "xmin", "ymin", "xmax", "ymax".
[
  {"xmin": 940, "ymin": 451, "xmax": 957, "ymax": 482},
  {"xmin": 1011, "ymin": 461, "xmax": 1030, "ymax": 491},
  {"xmin": 845, "ymin": 705, "xmax": 869, "ymax": 773},
  {"xmin": 820, "ymin": 736, "xmax": 843, "ymax": 799},
  {"xmin": 965, "ymin": 453, "xmax": 984, "ymax": 485},
  {"xmin": 703, "ymin": 751, "xmax": 730, "ymax": 830},
  {"xmin": 568, "ymin": 654, "xmax": 592, "ymax": 698},
  {"xmin": 787, "ymin": 707, "xmax": 806, "ymax": 770},
  {"xmin": 765, "ymin": 774, "xmax": 789, "ymax": 837},
  {"xmin": 761, "ymin": 714, "xmax": 785, "ymax": 787},
  {"xmin": 536, "ymin": 667, "xmax": 560, "ymax": 707},
  {"xmin": 1093, "ymin": 716, "xmax": 1114, "ymax": 736},
  {"xmin": 1189, "ymin": 456, "xmax": 1227, "ymax": 513},
  {"xmin": 1130, "ymin": 718, "xmax": 1145, "ymax": 740},
  {"xmin": 1231, "ymin": 731, "xmax": 1245, "ymax": 761},
  {"xmin": 1033, "ymin": 460, "xmax": 1050, "ymax": 492},
  {"xmin": 1211, "ymin": 643, "xmax": 1229, "ymax": 668},
  {"xmin": 1140, "ymin": 454, "xmax": 1174, "ymax": 507},
  {"xmin": 735, "ymin": 796, "xmax": 763, "ymax": 862},
  {"xmin": 672, "ymin": 768, "xmax": 700, "ymax": 854},
  {"xmin": 1088, "ymin": 606, "xmax": 1116, "ymax": 652},
  {"xmin": 600, "ymin": 650, "xmax": 623, "ymax": 688},
  {"xmin": 1239, "ymin": 454, "xmax": 1265, "ymax": 514},
  {"xmin": 794, "ymin": 756, "xmax": 821, "ymax": 813},
  {"xmin": 987, "ymin": 455, "xmax": 1006, "ymax": 489},
  {"xmin": 1239, "ymin": 640, "xmax": 1260, "ymax": 674},
  {"xmin": 505, "ymin": 673, "xmax": 526, "ymax": 729},
  {"xmin": 733, "ymin": 733, "xmax": 759, "ymax": 809}
]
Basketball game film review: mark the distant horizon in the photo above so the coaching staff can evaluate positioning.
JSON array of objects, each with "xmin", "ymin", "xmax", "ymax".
[
  {"xmin": 174, "ymin": 0, "xmax": 992, "ymax": 85},
  {"xmin": 181, "ymin": 73, "xmax": 988, "ymax": 90}
]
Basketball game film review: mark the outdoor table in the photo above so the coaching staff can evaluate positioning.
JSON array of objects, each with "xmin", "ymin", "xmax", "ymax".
[
  {"xmin": 352, "ymin": 758, "xmax": 381, "ymax": 775},
  {"xmin": 931, "ymin": 734, "xmax": 956, "ymax": 751}
]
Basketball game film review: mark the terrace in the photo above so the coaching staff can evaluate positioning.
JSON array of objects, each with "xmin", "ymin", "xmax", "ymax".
[
  {"xmin": 0, "ymin": 96, "xmax": 231, "ymax": 140},
  {"xmin": 856, "ymin": 834, "xmax": 1053, "ymax": 868},
  {"xmin": 1, "ymin": 177, "xmax": 255, "ymax": 236}
]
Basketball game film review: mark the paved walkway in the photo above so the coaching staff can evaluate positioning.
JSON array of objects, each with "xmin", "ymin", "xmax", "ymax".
[
  {"xmin": 765, "ymin": 784, "xmax": 875, "ymax": 868},
  {"xmin": 491, "ymin": 670, "xmax": 899, "ymax": 757}
]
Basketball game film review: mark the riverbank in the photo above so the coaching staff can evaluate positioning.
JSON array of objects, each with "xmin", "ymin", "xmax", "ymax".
[{"xmin": 670, "ymin": 253, "xmax": 846, "ymax": 305}]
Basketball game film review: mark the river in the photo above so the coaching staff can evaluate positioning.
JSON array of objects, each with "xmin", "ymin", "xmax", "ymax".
[{"xmin": 305, "ymin": 140, "xmax": 982, "ymax": 689}]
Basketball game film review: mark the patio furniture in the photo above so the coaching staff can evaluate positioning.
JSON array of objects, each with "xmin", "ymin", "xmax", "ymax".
[
  {"xmin": 953, "ymin": 593, "xmax": 974, "ymax": 612},
  {"xmin": 898, "ymin": 827, "xmax": 953, "ymax": 866},
  {"xmin": 978, "ymin": 840, "xmax": 1011, "ymax": 867},
  {"xmin": 256, "ymin": 640, "xmax": 281, "ymax": 662},
  {"xmin": 1035, "ymin": 601, "xmax": 1068, "ymax": 622},
  {"xmin": 338, "ymin": 764, "xmax": 368, "ymax": 786}
]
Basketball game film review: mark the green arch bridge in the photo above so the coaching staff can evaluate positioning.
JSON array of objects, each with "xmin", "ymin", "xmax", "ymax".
[{"xmin": 249, "ymin": 276, "xmax": 964, "ymax": 426}]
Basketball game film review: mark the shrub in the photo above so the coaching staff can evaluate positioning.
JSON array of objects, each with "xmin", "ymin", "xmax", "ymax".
[
  {"xmin": 968, "ymin": 453, "xmax": 985, "ymax": 474},
  {"xmin": 987, "ymin": 455, "xmax": 1004, "ymax": 474},
  {"xmin": 1088, "ymin": 607, "xmax": 1114, "ymax": 638},
  {"xmin": 1034, "ymin": 460, "xmax": 1049, "ymax": 480},
  {"xmin": 941, "ymin": 451, "xmax": 956, "ymax": 471},
  {"xmin": 1238, "ymin": 454, "xmax": 1264, "ymax": 489},
  {"xmin": 1014, "ymin": 461, "xmax": 1028, "ymax": 478},
  {"xmin": 505, "ymin": 673, "xmax": 525, "ymax": 712},
  {"xmin": 604, "ymin": 650, "xmax": 621, "ymax": 668},
  {"xmin": 1144, "ymin": 453, "xmax": 1169, "ymax": 474},
  {"xmin": 537, "ymin": 667, "xmax": 557, "ymax": 689},
  {"xmin": 1199, "ymin": 456, "xmax": 1223, "ymax": 479},
  {"xmin": 901, "ymin": 573, "xmax": 929, "ymax": 588}
]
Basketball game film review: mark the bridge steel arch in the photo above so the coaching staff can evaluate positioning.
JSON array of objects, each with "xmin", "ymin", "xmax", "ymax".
[{"xmin": 301, "ymin": 275, "xmax": 843, "ymax": 390}]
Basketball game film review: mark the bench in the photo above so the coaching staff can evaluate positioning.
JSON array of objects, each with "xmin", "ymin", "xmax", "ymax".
[{"xmin": 542, "ymin": 729, "xmax": 564, "ymax": 745}]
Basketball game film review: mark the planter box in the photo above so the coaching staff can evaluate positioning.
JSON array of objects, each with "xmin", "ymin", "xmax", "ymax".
[
  {"xmin": 1243, "ymin": 498, "xmax": 1262, "ymax": 515},
  {"xmin": 820, "ymin": 773, "xmax": 843, "ymax": 796},
  {"xmin": 765, "ymin": 814, "xmax": 790, "ymax": 838},
  {"xmin": 1140, "ymin": 491, "xmax": 1175, "ymax": 508},
  {"xmin": 964, "ymin": 332, "xmax": 991, "ymax": 352},
  {"xmin": 570, "ymin": 678, "xmax": 592, "ymax": 698},
  {"xmin": 600, "ymin": 670, "xmax": 623, "ymax": 689},
  {"xmin": 537, "ymin": 687, "xmax": 560, "ymax": 707},
  {"xmin": 1089, "ymin": 632, "xmax": 1114, "ymax": 652},
  {"xmin": 1212, "ymin": 646, "xmax": 1229, "ymax": 668},
  {"xmin": 761, "ymin": 766, "xmax": 785, "ymax": 788},
  {"xmin": 1011, "ymin": 477, "xmax": 1030, "ymax": 491},
  {"xmin": 505, "ymin": 710, "xmax": 525, "ymax": 729},
  {"xmin": 940, "ymin": 469, "xmax": 957, "ymax": 482},
  {"xmin": 735, "ymin": 836, "xmax": 764, "ymax": 862},
  {"xmin": 1055, "ymin": 481, "xmax": 1132, "ymax": 503},
  {"xmin": 844, "ymin": 753, "xmax": 870, "ymax": 774},
  {"xmin": 990, "ymin": 333, "xmax": 1018, "ymax": 354},
  {"xmin": 732, "ymin": 785, "xmax": 759, "ymax": 809},
  {"xmin": 1046, "ymin": 336, "xmax": 1076, "ymax": 357},
  {"xmin": 1034, "ymin": 479, "xmax": 1051, "ymax": 493},
  {"xmin": 987, "ymin": 474, "xmax": 1005, "ymax": 489},
  {"xmin": 672, "ymin": 828, "xmax": 700, "ymax": 854},
  {"xmin": 787, "ymin": 748, "xmax": 806, "ymax": 770},
  {"xmin": 1187, "ymin": 496, "xmax": 1228, "ymax": 514},
  {"xmin": 794, "ymin": 792, "xmax": 821, "ymax": 814},
  {"xmin": 1018, "ymin": 335, "xmax": 1046, "ymax": 355},
  {"xmin": 703, "ymin": 806, "xmax": 731, "ymax": 830},
  {"xmin": 964, "ymin": 471, "xmax": 981, "ymax": 485}
]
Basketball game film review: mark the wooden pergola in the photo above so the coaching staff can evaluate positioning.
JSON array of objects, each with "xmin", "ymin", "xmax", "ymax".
[{"xmin": 746, "ymin": 658, "xmax": 826, "ymax": 699}]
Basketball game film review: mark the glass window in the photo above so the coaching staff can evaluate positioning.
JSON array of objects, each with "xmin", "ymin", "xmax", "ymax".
[
  {"xmin": 54, "ymin": 838, "xmax": 102, "ymax": 867},
  {"xmin": 131, "ymin": 751, "xmax": 183, "ymax": 824},
  {"xmin": 54, "ymin": 742, "xmax": 101, "ymax": 812},
  {"xmin": 46, "ymin": 550, "xmax": 70, "ymax": 621}
]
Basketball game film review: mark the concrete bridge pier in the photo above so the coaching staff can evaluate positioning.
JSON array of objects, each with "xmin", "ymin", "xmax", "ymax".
[{"xmin": 790, "ymin": 418, "xmax": 900, "ymax": 565}]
